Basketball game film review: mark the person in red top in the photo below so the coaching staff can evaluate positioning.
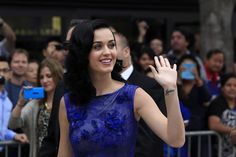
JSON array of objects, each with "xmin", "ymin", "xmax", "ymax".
[{"xmin": 204, "ymin": 49, "xmax": 224, "ymax": 99}]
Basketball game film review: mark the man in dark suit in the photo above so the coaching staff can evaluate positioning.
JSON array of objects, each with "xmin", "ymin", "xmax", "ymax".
[{"xmin": 115, "ymin": 32, "xmax": 166, "ymax": 157}]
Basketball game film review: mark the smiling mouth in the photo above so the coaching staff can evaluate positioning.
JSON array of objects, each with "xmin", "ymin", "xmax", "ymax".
[{"xmin": 100, "ymin": 59, "xmax": 112, "ymax": 64}]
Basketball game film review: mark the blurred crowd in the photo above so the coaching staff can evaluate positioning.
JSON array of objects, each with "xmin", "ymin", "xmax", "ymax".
[{"xmin": 0, "ymin": 17, "xmax": 236, "ymax": 157}]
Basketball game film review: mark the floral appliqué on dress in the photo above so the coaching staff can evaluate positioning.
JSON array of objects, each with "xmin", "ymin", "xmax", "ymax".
[{"xmin": 64, "ymin": 84, "xmax": 139, "ymax": 157}]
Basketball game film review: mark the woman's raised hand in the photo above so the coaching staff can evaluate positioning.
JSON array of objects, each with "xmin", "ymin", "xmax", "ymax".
[
  {"xmin": 16, "ymin": 86, "xmax": 33, "ymax": 107},
  {"xmin": 149, "ymin": 56, "xmax": 177, "ymax": 89}
]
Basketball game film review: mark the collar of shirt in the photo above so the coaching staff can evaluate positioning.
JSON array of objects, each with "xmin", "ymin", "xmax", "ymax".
[
  {"xmin": 121, "ymin": 65, "xmax": 134, "ymax": 81},
  {"xmin": 204, "ymin": 65, "xmax": 219, "ymax": 85},
  {"xmin": 0, "ymin": 89, "xmax": 7, "ymax": 100}
]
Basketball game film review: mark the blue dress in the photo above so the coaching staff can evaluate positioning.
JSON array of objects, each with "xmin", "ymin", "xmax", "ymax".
[{"xmin": 64, "ymin": 83, "xmax": 139, "ymax": 157}]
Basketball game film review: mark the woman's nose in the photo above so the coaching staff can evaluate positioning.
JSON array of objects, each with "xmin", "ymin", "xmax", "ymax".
[
  {"xmin": 42, "ymin": 77, "xmax": 48, "ymax": 83},
  {"xmin": 102, "ymin": 46, "xmax": 111, "ymax": 55}
]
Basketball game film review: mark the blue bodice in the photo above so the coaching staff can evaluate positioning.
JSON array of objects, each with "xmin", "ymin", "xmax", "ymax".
[{"xmin": 64, "ymin": 83, "xmax": 138, "ymax": 157}]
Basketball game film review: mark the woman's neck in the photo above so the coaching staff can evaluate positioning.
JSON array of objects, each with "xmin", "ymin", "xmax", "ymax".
[
  {"xmin": 90, "ymin": 73, "xmax": 115, "ymax": 96},
  {"xmin": 46, "ymin": 90, "xmax": 55, "ymax": 104},
  {"xmin": 225, "ymin": 97, "xmax": 236, "ymax": 109}
]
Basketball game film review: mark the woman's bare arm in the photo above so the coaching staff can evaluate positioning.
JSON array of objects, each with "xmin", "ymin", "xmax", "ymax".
[
  {"xmin": 57, "ymin": 97, "xmax": 73, "ymax": 157},
  {"xmin": 135, "ymin": 56, "xmax": 185, "ymax": 147}
]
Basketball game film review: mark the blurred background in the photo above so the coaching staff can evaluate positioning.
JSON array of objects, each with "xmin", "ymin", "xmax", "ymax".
[
  {"xmin": 1, "ymin": 0, "xmax": 235, "ymax": 67},
  {"xmin": 0, "ymin": 0, "xmax": 202, "ymax": 60}
]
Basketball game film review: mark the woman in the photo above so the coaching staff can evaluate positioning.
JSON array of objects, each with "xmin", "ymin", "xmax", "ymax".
[
  {"xmin": 149, "ymin": 37, "xmax": 163, "ymax": 56},
  {"xmin": 170, "ymin": 55, "xmax": 211, "ymax": 157},
  {"xmin": 136, "ymin": 46, "xmax": 155, "ymax": 74},
  {"xmin": 208, "ymin": 73, "xmax": 236, "ymax": 157},
  {"xmin": 176, "ymin": 54, "xmax": 211, "ymax": 131},
  {"xmin": 58, "ymin": 20, "xmax": 185, "ymax": 157},
  {"xmin": 8, "ymin": 58, "xmax": 63, "ymax": 157}
]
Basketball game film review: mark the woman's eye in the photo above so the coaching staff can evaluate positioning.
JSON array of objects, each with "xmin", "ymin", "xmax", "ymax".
[
  {"xmin": 46, "ymin": 74, "xmax": 52, "ymax": 78},
  {"xmin": 108, "ymin": 42, "xmax": 115, "ymax": 49},
  {"xmin": 93, "ymin": 44, "xmax": 102, "ymax": 50}
]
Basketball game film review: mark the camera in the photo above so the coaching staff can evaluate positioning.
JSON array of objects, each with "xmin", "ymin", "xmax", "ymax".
[
  {"xmin": 23, "ymin": 87, "xmax": 44, "ymax": 99},
  {"xmin": 180, "ymin": 63, "xmax": 196, "ymax": 80}
]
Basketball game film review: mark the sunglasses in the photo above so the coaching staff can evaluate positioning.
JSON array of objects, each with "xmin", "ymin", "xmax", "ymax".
[
  {"xmin": 54, "ymin": 41, "xmax": 71, "ymax": 51},
  {"xmin": 55, "ymin": 44, "xmax": 64, "ymax": 51},
  {"xmin": 62, "ymin": 41, "xmax": 71, "ymax": 51}
]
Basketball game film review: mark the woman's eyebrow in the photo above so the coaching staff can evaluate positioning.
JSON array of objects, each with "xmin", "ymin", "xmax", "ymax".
[
  {"xmin": 106, "ymin": 40, "xmax": 115, "ymax": 44},
  {"xmin": 93, "ymin": 39, "xmax": 115, "ymax": 43},
  {"xmin": 93, "ymin": 41, "xmax": 102, "ymax": 44}
]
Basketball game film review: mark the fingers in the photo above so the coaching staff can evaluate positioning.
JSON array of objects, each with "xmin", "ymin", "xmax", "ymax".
[
  {"xmin": 23, "ymin": 86, "xmax": 33, "ymax": 89},
  {"xmin": 173, "ymin": 64, "xmax": 177, "ymax": 71},
  {"xmin": 20, "ymin": 86, "xmax": 33, "ymax": 101},
  {"xmin": 19, "ymin": 88, "xmax": 26, "ymax": 102},
  {"xmin": 20, "ymin": 86, "xmax": 33, "ymax": 94},
  {"xmin": 159, "ymin": 56, "xmax": 166, "ymax": 67},
  {"xmin": 155, "ymin": 56, "xmax": 174, "ymax": 69},
  {"xmin": 164, "ymin": 58, "xmax": 171, "ymax": 68},
  {"xmin": 18, "ymin": 134, "xmax": 29, "ymax": 143},
  {"xmin": 155, "ymin": 55, "xmax": 170, "ymax": 68},
  {"xmin": 23, "ymin": 135, "xmax": 29, "ymax": 143},
  {"xmin": 154, "ymin": 56, "xmax": 161, "ymax": 69},
  {"xmin": 149, "ymin": 65, "xmax": 158, "ymax": 76}
]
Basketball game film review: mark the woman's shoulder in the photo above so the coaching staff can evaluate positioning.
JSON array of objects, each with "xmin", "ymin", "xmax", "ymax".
[
  {"xmin": 113, "ymin": 80, "xmax": 139, "ymax": 89},
  {"xmin": 113, "ymin": 81, "xmax": 140, "ymax": 95}
]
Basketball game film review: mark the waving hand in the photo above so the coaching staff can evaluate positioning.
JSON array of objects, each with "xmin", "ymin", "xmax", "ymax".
[{"xmin": 149, "ymin": 56, "xmax": 177, "ymax": 90}]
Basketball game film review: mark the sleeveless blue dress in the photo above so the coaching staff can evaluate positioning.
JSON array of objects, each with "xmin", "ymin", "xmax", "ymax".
[{"xmin": 64, "ymin": 83, "xmax": 139, "ymax": 157}]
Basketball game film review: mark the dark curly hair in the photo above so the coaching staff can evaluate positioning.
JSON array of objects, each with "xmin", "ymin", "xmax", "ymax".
[{"xmin": 64, "ymin": 19, "xmax": 123, "ymax": 106}]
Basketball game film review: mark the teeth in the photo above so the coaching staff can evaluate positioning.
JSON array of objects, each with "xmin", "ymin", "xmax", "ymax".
[{"xmin": 101, "ymin": 59, "xmax": 111, "ymax": 63}]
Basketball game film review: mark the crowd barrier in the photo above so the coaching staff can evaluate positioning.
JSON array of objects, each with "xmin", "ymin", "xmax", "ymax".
[
  {"xmin": 0, "ymin": 141, "xmax": 22, "ymax": 157},
  {"xmin": 0, "ymin": 131, "xmax": 235, "ymax": 157},
  {"xmin": 166, "ymin": 130, "xmax": 223, "ymax": 157}
]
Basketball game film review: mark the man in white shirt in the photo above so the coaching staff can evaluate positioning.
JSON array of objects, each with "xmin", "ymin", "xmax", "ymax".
[{"xmin": 0, "ymin": 56, "xmax": 28, "ymax": 156}]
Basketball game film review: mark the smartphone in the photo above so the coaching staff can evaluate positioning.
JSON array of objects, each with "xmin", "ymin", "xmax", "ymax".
[
  {"xmin": 23, "ymin": 87, "xmax": 44, "ymax": 99},
  {"xmin": 180, "ymin": 63, "xmax": 196, "ymax": 80}
]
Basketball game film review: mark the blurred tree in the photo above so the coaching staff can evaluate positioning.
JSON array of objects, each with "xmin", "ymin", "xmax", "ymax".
[{"xmin": 199, "ymin": 0, "xmax": 236, "ymax": 72}]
